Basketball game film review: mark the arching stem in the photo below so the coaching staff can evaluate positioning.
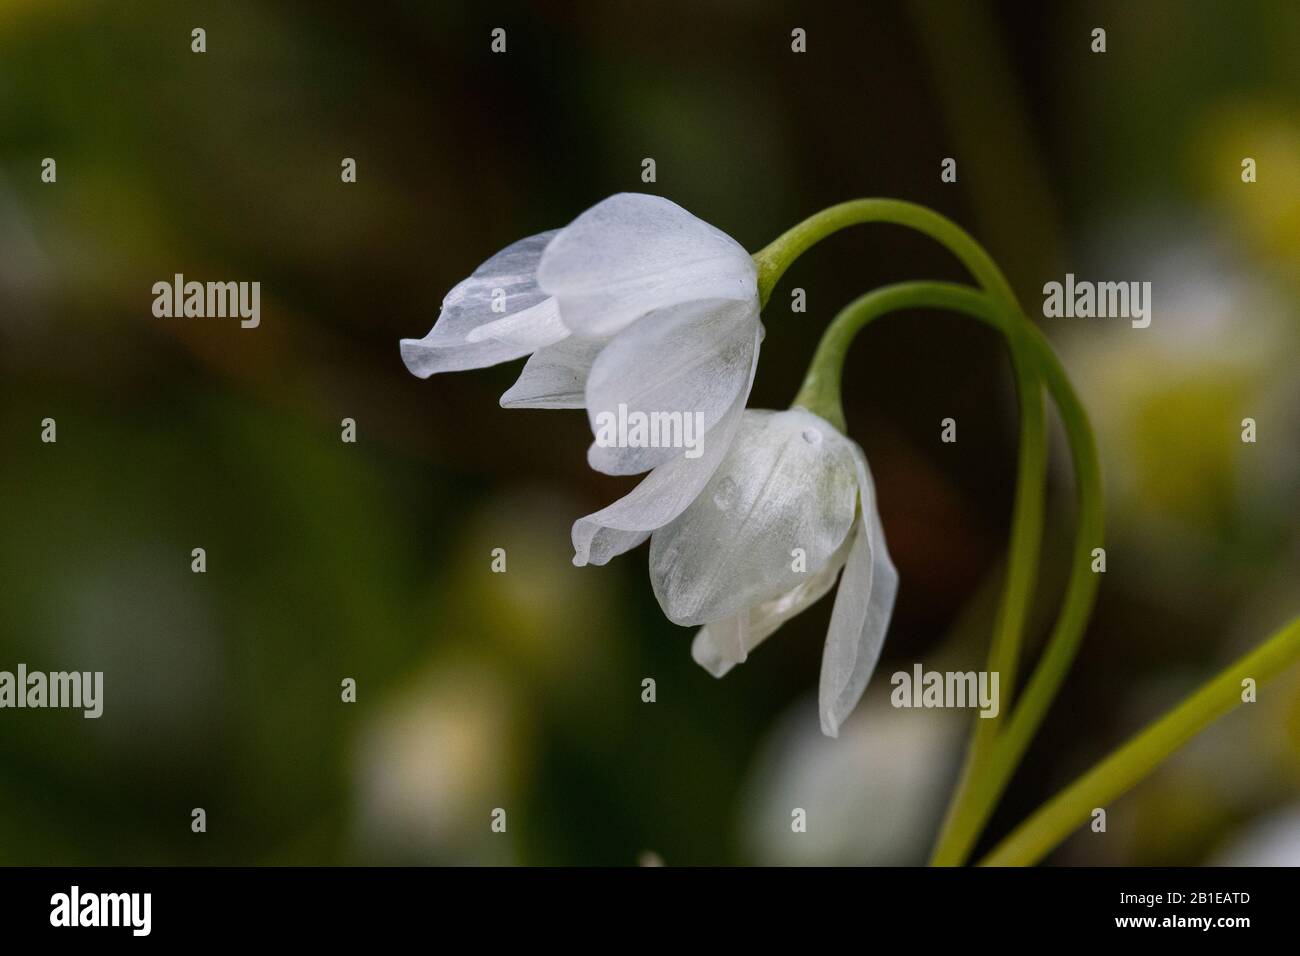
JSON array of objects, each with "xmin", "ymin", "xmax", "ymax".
[
  {"xmin": 757, "ymin": 205, "xmax": 1050, "ymax": 862},
  {"xmin": 785, "ymin": 279, "xmax": 1101, "ymax": 865}
]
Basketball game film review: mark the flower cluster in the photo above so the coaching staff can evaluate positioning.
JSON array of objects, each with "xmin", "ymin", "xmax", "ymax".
[{"xmin": 402, "ymin": 194, "xmax": 897, "ymax": 735}]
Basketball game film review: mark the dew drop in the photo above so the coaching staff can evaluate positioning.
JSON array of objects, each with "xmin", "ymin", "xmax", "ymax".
[
  {"xmin": 802, "ymin": 427, "xmax": 822, "ymax": 445},
  {"xmin": 712, "ymin": 476, "xmax": 738, "ymax": 511}
]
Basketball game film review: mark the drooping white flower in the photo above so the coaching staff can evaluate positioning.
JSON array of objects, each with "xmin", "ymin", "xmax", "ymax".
[
  {"xmin": 401, "ymin": 192, "xmax": 764, "ymax": 567},
  {"xmin": 399, "ymin": 192, "xmax": 761, "ymax": 472},
  {"xmin": 646, "ymin": 407, "xmax": 899, "ymax": 737}
]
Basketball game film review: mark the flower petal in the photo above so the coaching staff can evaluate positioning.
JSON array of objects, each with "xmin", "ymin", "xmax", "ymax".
[
  {"xmin": 649, "ymin": 408, "xmax": 859, "ymax": 627},
  {"xmin": 691, "ymin": 532, "xmax": 853, "ymax": 679},
  {"xmin": 537, "ymin": 193, "xmax": 756, "ymax": 338},
  {"xmin": 691, "ymin": 614, "xmax": 748, "ymax": 676},
  {"xmin": 499, "ymin": 335, "xmax": 607, "ymax": 409},
  {"xmin": 400, "ymin": 229, "xmax": 558, "ymax": 377},
  {"xmin": 586, "ymin": 299, "xmax": 761, "ymax": 476},
  {"xmin": 571, "ymin": 323, "xmax": 761, "ymax": 566},
  {"xmin": 465, "ymin": 301, "xmax": 569, "ymax": 351},
  {"xmin": 818, "ymin": 453, "xmax": 899, "ymax": 738}
]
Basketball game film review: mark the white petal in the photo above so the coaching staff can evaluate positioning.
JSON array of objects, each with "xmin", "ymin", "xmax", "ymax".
[
  {"xmin": 499, "ymin": 335, "xmax": 607, "ymax": 409},
  {"xmin": 691, "ymin": 533, "xmax": 854, "ymax": 679},
  {"xmin": 571, "ymin": 324, "xmax": 761, "ymax": 566},
  {"xmin": 400, "ymin": 230, "xmax": 558, "ymax": 377},
  {"xmin": 586, "ymin": 299, "xmax": 761, "ymax": 475},
  {"xmin": 537, "ymin": 193, "xmax": 756, "ymax": 338},
  {"xmin": 818, "ymin": 454, "xmax": 899, "ymax": 738},
  {"xmin": 691, "ymin": 614, "xmax": 748, "ymax": 676},
  {"xmin": 649, "ymin": 408, "xmax": 859, "ymax": 627},
  {"xmin": 465, "ymin": 300, "xmax": 569, "ymax": 351}
]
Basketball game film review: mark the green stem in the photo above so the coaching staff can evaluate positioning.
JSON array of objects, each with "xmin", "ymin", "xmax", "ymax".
[
  {"xmin": 754, "ymin": 199, "xmax": 1019, "ymax": 308},
  {"xmin": 798, "ymin": 309, "xmax": 1046, "ymax": 762},
  {"xmin": 983, "ymin": 352, "xmax": 1047, "ymax": 713},
  {"xmin": 930, "ymin": 308, "xmax": 1104, "ymax": 866},
  {"xmin": 980, "ymin": 614, "xmax": 1300, "ymax": 866},
  {"xmin": 757, "ymin": 202, "xmax": 1050, "ymax": 863},
  {"xmin": 761, "ymin": 202, "xmax": 1045, "ymax": 722},
  {"xmin": 786, "ymin": 279, "xmax": 1101, "ymax": 865}
]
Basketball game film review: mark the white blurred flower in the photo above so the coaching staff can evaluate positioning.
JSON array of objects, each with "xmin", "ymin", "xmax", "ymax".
[
  {"xmin": 399, "ymin": 192, "xmax": 762, "ymax": 473},
  {"xmin": 740, "ymin": 694, "xmax": 963, "ymax": 865},
  {"xmin": 1210, "ymin": 804, "xmax": 1300, "ymax": 866},
  {"xmin": 644, "ymin": 407, "xmax": 899, "ymax": 737},
  {"xmin": 351, "ymin": 659, "xmax": 526, "ymax": 863}
]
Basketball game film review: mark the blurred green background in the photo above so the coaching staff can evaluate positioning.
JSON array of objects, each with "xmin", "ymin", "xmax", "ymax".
[{"xmin": 1, "ymin": 0, "xmax": 1297, "ymax": 865}]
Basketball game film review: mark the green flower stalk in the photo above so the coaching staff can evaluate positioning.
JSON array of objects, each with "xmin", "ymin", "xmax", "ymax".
[
  {"xmin": 787, "ymin": 281, "xmax": 1102, "ymax": 865},
  {"xmin": 756, "ymin": 200, "xmax": 1299, "ymax": 866},
  {"xmin": 981, "ymin": 613, "xmax": 1300, "ymax": 866},
  {"xmin": 755, "ymin": 202, "xmax": 1065, "ymax": 863}
]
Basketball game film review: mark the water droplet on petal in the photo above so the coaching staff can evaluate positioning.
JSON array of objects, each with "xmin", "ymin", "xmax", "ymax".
[
  {"xmin": 802, "ymin": 427, "xmax": 822, "ymax": 445},
  {"xmin": 712, "ymin": 476, "xmax": 738, "ymax": 511}
]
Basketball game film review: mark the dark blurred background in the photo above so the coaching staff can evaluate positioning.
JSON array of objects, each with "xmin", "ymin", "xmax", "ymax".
[{"xmin": 1, "ymin": 0, "xmax": 1296, "ymax": 865}]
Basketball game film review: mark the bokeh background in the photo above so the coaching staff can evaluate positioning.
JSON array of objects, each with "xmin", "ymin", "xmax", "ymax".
[{"xmin": 1, "ymin": 0, "xmax": 1297, "ymax": 865}]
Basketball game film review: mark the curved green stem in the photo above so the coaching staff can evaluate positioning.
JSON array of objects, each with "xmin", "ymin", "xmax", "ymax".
[
  {"xmin": 931, "ymin": 319, "xmax": 1103, "ymax": 864},
  {"xmin": 758, "ymin": 203, "xmax": 1051, "ymax": 865},
  {"xmin": 760, "ymin": 202, "xmax": 1045, "ymax": 733},
  {"xmin": 928, "ymin": 328, "xmax": 1047, "ymax": 860},
  {"xmin": 790, "ymin": 280, "xmax": 1101, "ymax": 865},
  {"xmin": 980, "ymin": 613, "xmax": 1300, "ymax": 866},
  {"xmin": 753, "ymin": 199, "xmax": 1019, "ymax": 308}
]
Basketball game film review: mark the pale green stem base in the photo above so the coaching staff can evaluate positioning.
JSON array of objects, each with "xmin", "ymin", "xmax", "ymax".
[{"xmin": 980, "ymin": 613, "xmax": 1300, "ymax": 866}]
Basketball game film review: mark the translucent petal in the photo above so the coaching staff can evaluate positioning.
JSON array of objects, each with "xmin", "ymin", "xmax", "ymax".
[
  {"xmin": 571, "ymin": 324, "xmax": 761, "ymax": 566},
  {"xmin": 537, "ymin": 193, "xmax": 756, "ymax": 338},
  {"xmin": 690, "ymin": 532, "xmax": 854, "ymax": 678},
  {"xmin": 818, "ymin": 452, "xmax": 899, "ymax": 738},
  {"xmin": 465, "ymin": 300, "xmax": 569, "ymax": 351},
  {"xmin": 499, "ymin": 335, "xmax": 607, "ymax": 409},
  {"xmin": 649, "ymin": 408, "xmax": 859, "ymax": 627},
  {"xmin": 399, "ymin": 230, "xmax": 558, "ymax": 377},
  {"xmin": 586, "ymin": 299, "xmax": 760, "ymax": 476},
  {"xmin": 691, "ymin": 614, "xmax": 748, "ymax": 676}
]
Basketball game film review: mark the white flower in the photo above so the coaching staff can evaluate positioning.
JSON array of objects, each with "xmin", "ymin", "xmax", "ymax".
[
  {"xmin": 740, "ymin": 694, "xmax": 963, "ymax": 864},
  {"xmin": 399, "ymin": 192, "xmax": 762, "ymax": 476},
  {"xmin": 646, "ymin": 407, "xmax": 899, "ymax": 737}
]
